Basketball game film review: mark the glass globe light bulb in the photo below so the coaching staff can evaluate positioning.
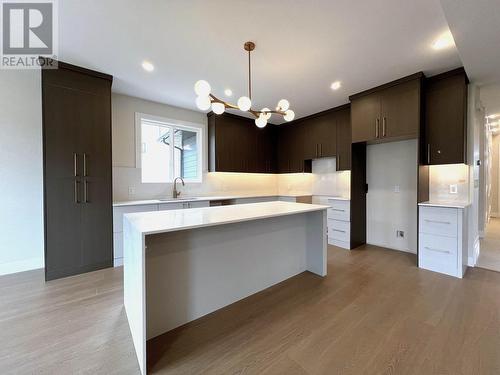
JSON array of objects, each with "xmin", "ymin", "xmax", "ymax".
[
  {"xmin": 195, "ymin": 95, "xmax": 211, "ymax": 111},
  {"xmin": 212, "ymin": 102, "xmax": 225, "ymax": 115},
  {"xmin": 255, "ymin": 115, "xmax": 267, "ymax": 128},
  {"xmin": 261, "ymin": 108, "xmax": 272, "ymax": 120},
  {"xmin": 277, "ymin": 99, "xmax": 290, "ymax": 111},
  {"xmin": 237, "ymin": 96, "xmax": 252, "ymax": 111},
  {"xmin": 194, "ymin": 80, "xmax": 211, "ymax": 96},
  {"xmin": 284, "ymin": 109, "xmax": 295, "ymax": 122}
]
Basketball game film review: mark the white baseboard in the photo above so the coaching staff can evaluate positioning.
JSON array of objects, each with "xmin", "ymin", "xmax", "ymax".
[{"xmin": 0, "ymin": 257, "xmax": 44, "ymax": 276}]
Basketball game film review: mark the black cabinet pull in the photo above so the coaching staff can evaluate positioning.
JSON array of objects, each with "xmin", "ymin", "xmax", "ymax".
[{"xmin": 427, "ymin": 144, "xmax": 431, "ymax": 164}]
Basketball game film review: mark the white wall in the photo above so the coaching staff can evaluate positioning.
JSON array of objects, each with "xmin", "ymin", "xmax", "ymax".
[
  {"xmin": 112, "ymin": 93, "xmax": 280, "ymax": 201},
  {"xmin": 0, "ymin": 70, "xmax": 44, "ymax": 275},
  {"xmin": 366, "ymin": 139, "xmax": 418, "ymax": 253}
]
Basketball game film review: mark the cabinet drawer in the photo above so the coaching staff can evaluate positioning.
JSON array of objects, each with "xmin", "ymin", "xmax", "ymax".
[
  {"xmin": 327, "ymin": 200, "xmax": 350, "ymax": 221},
  {"xmin": 419, "ymin": 233, "xmax": 458, "ymax": 276},
  {"xmin": 113, "ymin": 204, "xmax": 158, "ymax": 233},
  {"xmin": 328, "ymin": 219, "xmax": 350, "ymax": 242},
  {"xmin": 419, "ymin": 206, "xmax": 458, "ymax": 238}
]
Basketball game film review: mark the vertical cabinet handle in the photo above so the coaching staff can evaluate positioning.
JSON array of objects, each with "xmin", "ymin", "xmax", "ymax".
[
  {"xmin": 73, "ymin": 153, "xmax": 78, "ymax": 177},
  {"xmin": 320, "ymin": 144, "xmax": 323, "ymax": 157},
  {"xmin": 375, "ymin": 118, "xmax": 380, "ymax": 138},
  {"xmin": 83, "ymin": 153, "xmax": 88, "ymax": 177},
  {"xmin": 427, "ymin": 144, "xmax": 431, "ymax": 164},
  {"xmin": 83, "ymin": 180, "xmax": 89, "ymax": 203},
  {"xmin": 74, "ymin": 180, "xmax": 80, "ymax": 204},
  {"xmin": 382, "ymin": 117, "xmax": 387, "ymax": 137}
]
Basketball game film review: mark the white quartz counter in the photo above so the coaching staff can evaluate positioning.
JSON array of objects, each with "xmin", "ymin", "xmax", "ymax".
[
  {"xmin": 418, "ymin": 201, "xmax": 471, "ymax": 209},
  {"xmin": 113, "ymin": 194, "xmax": 310, "ymax": 207},
  {"xmin": 125, "ymin": 201, "xmax": 328, "ymax": 235}
]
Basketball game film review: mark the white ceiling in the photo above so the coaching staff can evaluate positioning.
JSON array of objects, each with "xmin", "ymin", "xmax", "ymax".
[
  {"xmin": 440, "ymin": 0, "xmax": 500, "ymax": 117},
  {"xmin": 59, "ymin": 0, "xmax": 462, "ymax": 123}
]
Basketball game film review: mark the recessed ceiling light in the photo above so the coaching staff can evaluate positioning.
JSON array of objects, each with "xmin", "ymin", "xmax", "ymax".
[
  {"xmin": 432, "ymin": 30, "xmax": 455, "ymax": 50},
  {"xmin": 330, "ymin": 81, "xmax": 342, "ymax": 90},
  {"xmin": 142, "ymin": 61, "xmax": 154, "ymax": 72},
  {"xmin": 224, "ymin": 88, "xmax": 233, "ymax": 97}
]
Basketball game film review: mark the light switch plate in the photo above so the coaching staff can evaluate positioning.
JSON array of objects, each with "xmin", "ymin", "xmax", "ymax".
[
  {"xmin": 394, "ymin": 185, "xmax": 400, "ymax": 193},
  {"xmin": 128, "ymin": 186, "xmax": 136, "ymax": 195},
  {"xmin": 450, "ymin": 184, "xmax": 458, "ymax": 194}
]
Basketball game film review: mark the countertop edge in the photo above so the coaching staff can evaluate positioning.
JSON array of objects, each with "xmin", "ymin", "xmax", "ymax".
[{"xmin": 125, "ymin": 202, "xmax": 329, "ymax": 236}]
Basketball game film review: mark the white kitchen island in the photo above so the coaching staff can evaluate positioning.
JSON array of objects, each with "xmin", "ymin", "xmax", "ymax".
[{"xmin": 123, "ymin": 201, "xmax": 328, "ymax": 374}]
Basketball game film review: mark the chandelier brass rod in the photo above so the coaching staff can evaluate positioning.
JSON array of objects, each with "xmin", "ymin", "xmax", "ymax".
[
  {"xmin": 248, "ymin": 49, "xmax": 251, "ymax": 100},
  {"xmin": 209, "ymin": 94, "xmax": 287, "ymax": 119}
]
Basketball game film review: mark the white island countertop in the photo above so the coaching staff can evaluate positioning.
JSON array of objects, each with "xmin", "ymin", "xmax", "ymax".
[{"xmin": 125, "ymin": 201, "xmax": 328, "ymax": 235}]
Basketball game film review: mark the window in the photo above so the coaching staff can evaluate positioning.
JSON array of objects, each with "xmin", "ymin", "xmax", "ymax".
[{"xmin": 136, "ymin": 113, "xmax": 202, "ymax": 183}]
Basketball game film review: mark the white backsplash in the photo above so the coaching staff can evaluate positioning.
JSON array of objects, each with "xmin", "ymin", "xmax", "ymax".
[
  {"xmin": 311, "ymin": 158, "xmax": 350, "ymax": 198},
  {"xmin": 429, "ymin": 164, "xmax": 470, "ymax": 203},
  {"xmin": 113, "ymin": 167, "xmax": 278, "ymax": 201},
  {"xmin": 114, "ymin": 158, "xmax": 350, "ymax": 202}
]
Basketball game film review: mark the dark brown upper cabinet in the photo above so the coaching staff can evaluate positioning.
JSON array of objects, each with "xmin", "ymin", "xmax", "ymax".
[
  {"xmin": 277, "ymin": 122, "xmax": 310, "ymax": 173},
  {"xmin": 208, "ymin": 112, "xmax": 276, "ymax": 173},
  {"xmin": 336, "ymin": 105, "xmax": 351, "ymax": 171},
  {"xmin": 350, "ymin": 73, "xmax": 423, "ymax": 143},
  {"xmin": 423, "ymin": 68, "xmax": 468, "ymax": 165},
  {"xmin": 302, "ymin": 112, "xmax": 337, "ymax": 159}
]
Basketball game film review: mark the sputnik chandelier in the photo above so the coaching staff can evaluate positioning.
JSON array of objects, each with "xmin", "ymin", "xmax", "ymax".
[{"xmin": 194, "ymin": 41, "xmax": 295, "ymax": 128}]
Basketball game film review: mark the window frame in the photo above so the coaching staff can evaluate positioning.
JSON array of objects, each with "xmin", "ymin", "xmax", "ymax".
[{"xmin": 135, "ymin": 112, "xmax": 203, "ymax": 183}]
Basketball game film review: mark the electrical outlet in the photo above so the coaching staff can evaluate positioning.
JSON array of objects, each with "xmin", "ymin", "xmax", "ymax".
[
  {"xmin": 128, "ymin": 186, "xmax": 136, "ymax": 196},
  {"xmin": 449, "ymin": 184, "xmax": 458, "ymax": 194},
  {"xmin": 397, "ymin": 230, "xmax": 404, "ymax": 238}
]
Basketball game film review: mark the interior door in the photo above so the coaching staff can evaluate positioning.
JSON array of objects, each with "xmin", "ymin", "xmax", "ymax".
[
  {"xmin": 351, "ymin": 93, "xmax": 380, "ymax": 143},
  {"xmin": 380, "ymin": 79, "xmax": 420, "ymax": 140}
]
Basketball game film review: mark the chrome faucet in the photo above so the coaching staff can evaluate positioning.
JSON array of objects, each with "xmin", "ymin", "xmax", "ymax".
[{"xmin": 172, "ymin": 177, "xmax": 185, "ymax": 198}]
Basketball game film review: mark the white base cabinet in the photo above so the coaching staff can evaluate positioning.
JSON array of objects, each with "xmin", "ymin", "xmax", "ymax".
[
  {"xmin": 418, "ymin": 205, "xmax": 468, "ymax": 278},
  {"xmin": 314, "ymin": 196, "xmax": 351, "ymax": 249}
]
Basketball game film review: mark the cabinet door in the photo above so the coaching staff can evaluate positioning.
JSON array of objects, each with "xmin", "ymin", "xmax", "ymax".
[
  {"xmin": 316, "ymin": 113, "xmax": 336, "ymax": 157},
  {"xmin": 43, "ymin": 83, "xmax": 84, "ymax": 279},
  {"xmin": 336, "ymin": 108, "xmax": 351, "ymax": 171},
  {"xmin": 351, "ymin": 93, "xmax": 381, "ymax": 143},
  {"xmin": 424, "ymin": 72, "xmax": 467, "ymax": 165},
  {"xmin": 81, "ymin": 87, "xmax": 113, "ymax": 268},
  {"xmin": 380, "ymin": 79, "xmax": 420, "ymax": 140}
]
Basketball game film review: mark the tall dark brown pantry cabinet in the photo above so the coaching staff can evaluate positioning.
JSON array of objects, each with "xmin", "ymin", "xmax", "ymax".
[{"xmin": 42, "ymin": 62, "xmax": 113, "ymax": 281}]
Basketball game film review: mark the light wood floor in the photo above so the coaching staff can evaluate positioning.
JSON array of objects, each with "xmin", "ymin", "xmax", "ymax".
[
  {"xmin": 1, "ymin": 245, "xmax": 500, "ymax": 375},
  {"xmin": 478, "ymin": 218, "xmax": 500, "ymax": 272}
]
